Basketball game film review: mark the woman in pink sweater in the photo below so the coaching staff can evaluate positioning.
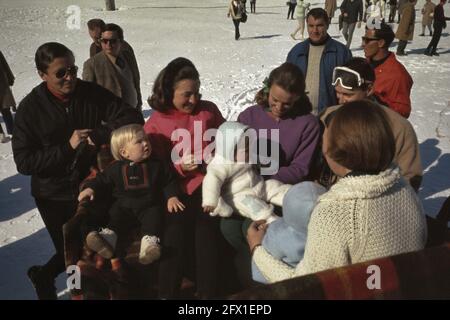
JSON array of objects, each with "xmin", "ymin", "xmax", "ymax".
[{"xmin": 144, "ymin": 57, "xmax": 225, "ymax": 299}]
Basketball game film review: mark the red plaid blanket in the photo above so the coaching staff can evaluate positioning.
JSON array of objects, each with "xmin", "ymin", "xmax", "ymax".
[{"xmin": 231, "ymin": 243, "xmax": 450, "ymax": 300}]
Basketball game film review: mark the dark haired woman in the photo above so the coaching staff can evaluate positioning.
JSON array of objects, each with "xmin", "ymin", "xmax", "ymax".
[
  {"xmin": 220, "ymin": 62, "xmax": 320, "ymax": 288},
  {"xmin": 247, "ymin": 101, "xmax": 427, "ymax": 282},
  {"xmin": 144, "ymin": 57, "xmax": 225, "ymax": 298}
]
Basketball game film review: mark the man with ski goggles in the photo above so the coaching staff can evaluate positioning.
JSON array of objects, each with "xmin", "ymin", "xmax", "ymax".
[{"xmin": 317, "ymin": 58, "xmax": 422, "ymax": 192}]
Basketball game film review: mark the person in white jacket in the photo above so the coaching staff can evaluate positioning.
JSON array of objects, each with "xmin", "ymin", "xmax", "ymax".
[
  {"xmin": 291, "ymin": 0, "xmax": 310, "ymax": 40},
  {"xmin": 202, "ymin": 121, "xmax": 291, "ymax": 222}
]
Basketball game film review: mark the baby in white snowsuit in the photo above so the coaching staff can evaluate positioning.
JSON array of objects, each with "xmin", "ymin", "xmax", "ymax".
[{"xmin": 202, "ymin": 121, "xmax": 291, "ymax": 222}]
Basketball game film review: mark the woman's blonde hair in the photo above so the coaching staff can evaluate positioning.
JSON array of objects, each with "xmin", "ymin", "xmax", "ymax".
[{"xmin": 110, "ymin": 124, "xmax": 145, "ymax": 160}]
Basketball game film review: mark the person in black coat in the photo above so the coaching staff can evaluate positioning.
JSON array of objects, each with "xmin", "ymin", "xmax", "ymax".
[
  {"xmin": 287, "ymin": 0, "xmax": 297, "ymax": 19},
  {"xmin": 340, "ymin": 0, "xmax": 364, "ymax": 48},
  {"xmin": 0, "ymin": 50, "xmax": 16, "ymax": 143},
  {"xmin": 424, "ymin": 0, "xmax": 450, "ymax": 56},
  {"xmin": 12, "ymin": 42, "xmax": 144, "ymax": 300},
  {"xmin": 388, "ymin": 0, "xmax": 398, "ymax": 22},
  {"xmin": 250, "ymin": 0, "xmax": 256, "ymax": 13}
]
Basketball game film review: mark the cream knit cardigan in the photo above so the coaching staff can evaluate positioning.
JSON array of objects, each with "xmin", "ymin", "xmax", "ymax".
[{"xmin": 253, "ymin": 166, "xmax": 427, "ymax": 283}]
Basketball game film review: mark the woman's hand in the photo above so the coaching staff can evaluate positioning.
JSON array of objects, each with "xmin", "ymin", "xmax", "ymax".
[
  {"xmin": 78, "ymin": 188, "xmax": 95, "ymax": 202},
  {"xmin": 246, "ymin": 220, "xmax": 268, "ymax": 253},
  {"xmin": 167, "ymin": 196, "xmax": 185, "ymax": 213}
]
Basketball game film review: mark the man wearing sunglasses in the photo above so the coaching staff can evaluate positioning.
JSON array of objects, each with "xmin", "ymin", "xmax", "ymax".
[
  {"xmin": 83, "ymin": 23, "xmax": 142, "ymax": 113},
  {"xmin": 287, "ymin": 8, "xmax": 352, "ymax": 115},
  {"xmin": 12, "ymin": 42, "xmax": 144, "ymax": 300},
  {"xmin": 317, "ymin": 57, "xmax": 422, "ymax": 191},
  {"xmin": 87, "ymin": 19, "xmax": 138, "ymax": 61},
  {"xmin": 362, "ymin": 21, "xmax": 413, "ymax": 119}
]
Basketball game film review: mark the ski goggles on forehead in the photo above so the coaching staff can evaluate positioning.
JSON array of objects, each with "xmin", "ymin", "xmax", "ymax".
[{"xmin": 332, "ymin": 66, "xmax": 369, "ymax": 90}]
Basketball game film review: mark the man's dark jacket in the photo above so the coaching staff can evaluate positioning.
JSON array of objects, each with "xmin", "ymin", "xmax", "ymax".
[{"xmin": 12, "ymin": 79, "xmax": 144, "ymax": 201}]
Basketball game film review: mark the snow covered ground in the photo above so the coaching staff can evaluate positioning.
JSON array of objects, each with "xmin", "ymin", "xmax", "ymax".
[{"xmin": 0, "ymin": 0, "xmax": 449, "ymax": 299}]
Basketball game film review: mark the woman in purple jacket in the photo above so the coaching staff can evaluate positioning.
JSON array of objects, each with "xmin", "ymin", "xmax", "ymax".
[{"xmin": 220, "ymin": 62, "xmax": 320, "ymax": 289}]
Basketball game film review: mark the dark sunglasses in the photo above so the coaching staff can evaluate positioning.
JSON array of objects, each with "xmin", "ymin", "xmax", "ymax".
[
  {"xmin": 361, "ymin": 36, "xmax": 381, "ymax": 44},
  {"xmin": 55, "ymin": 65, "xmax": 78, "ymax": 79},
  {"xmin": 100, "ymin": 38, "xmax": 119, "ymax": 45}
]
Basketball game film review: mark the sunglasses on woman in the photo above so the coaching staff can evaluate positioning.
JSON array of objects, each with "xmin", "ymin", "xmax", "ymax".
[
  {"xmin": 332, "ymin": 67, "xmax": 370, "ymax": 90},
  {"xmin": 55, "ymin": 65, "xmax": 78, "ymax": 79}
]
